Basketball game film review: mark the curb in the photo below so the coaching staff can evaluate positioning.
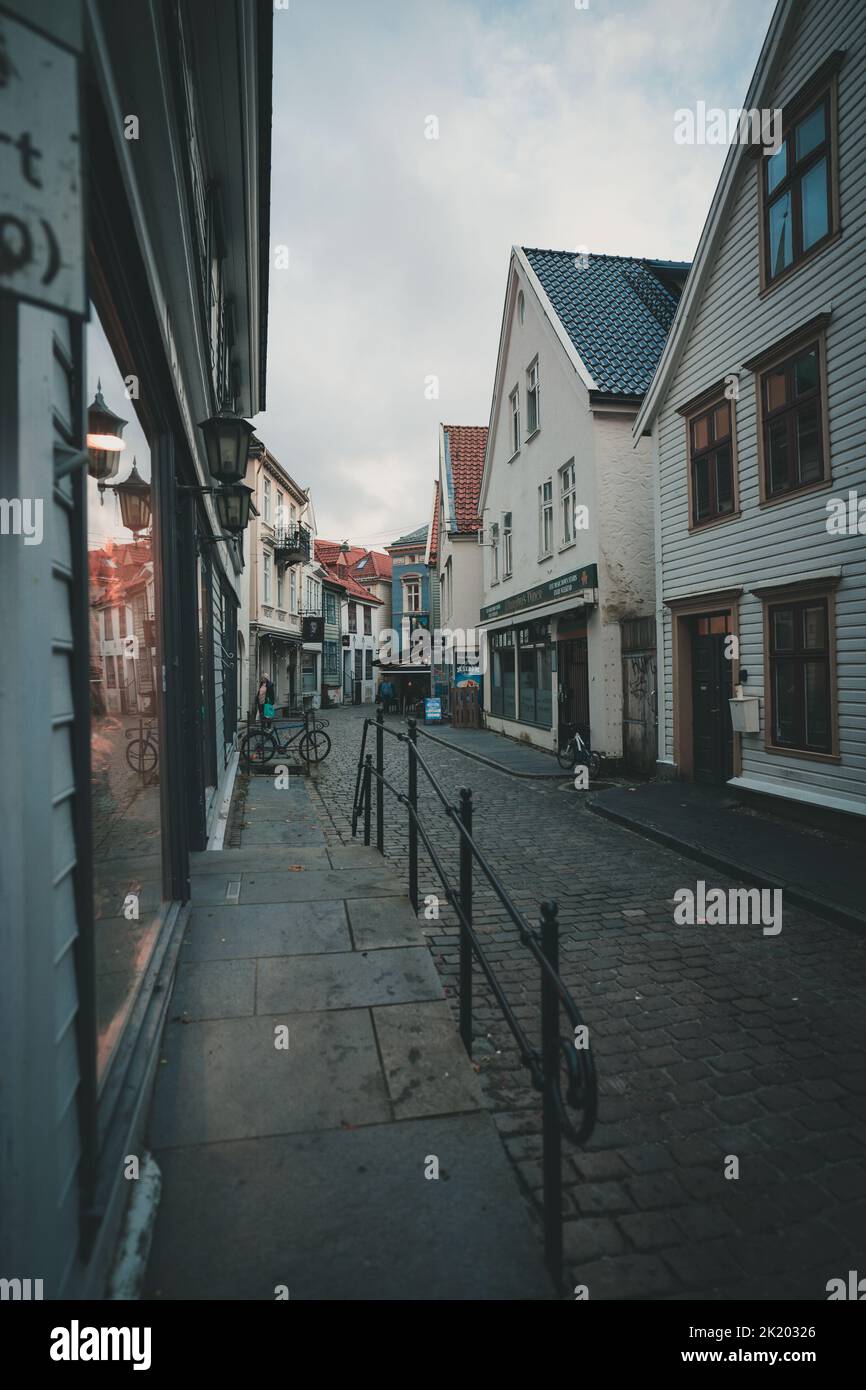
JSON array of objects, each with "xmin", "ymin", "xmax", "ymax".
[{"xmin": 587, "ymin": 797, "xmax": 866, "ymax": 935}]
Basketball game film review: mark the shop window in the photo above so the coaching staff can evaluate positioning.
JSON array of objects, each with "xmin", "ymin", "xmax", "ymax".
[
  {"xmin": 517, "ymin": 623, "xmax": 552, "ymax": 727},
  {"xmin": 302, "ymin": 651, "xmax": 318, "ymax": 692},
  {"xmin": 490, "ymin": 630, "xmax": 516, "ymax": 719},
  {"xmin": 86, "ymin": 307, "xmax": 165, "ymax": 1079}
]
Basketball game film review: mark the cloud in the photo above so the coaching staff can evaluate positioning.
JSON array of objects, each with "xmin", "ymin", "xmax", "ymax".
[{"xmin": 255, "ymin": 0, "xmax": 776, "ymax": 548}]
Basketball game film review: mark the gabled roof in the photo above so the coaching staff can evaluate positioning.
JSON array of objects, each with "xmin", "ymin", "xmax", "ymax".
[
  {"xmin": 521, "ymin": 248, "xmax": 689, "ymax": 397},
  {"xmin": 633, "ymin": 0, "xmax": 799, "ymax": 438},
  {"xmin": 353, "ymin": 550, "xmax": 392, "ymax": 580},
  {"xmin": 315, "ymin": 539, "xmax": 367, "ymax": 567},
  {"xmin": 318, "ymin": 561, "xmax": 383, "ymax": 604},
  {"xmin": 426, "ymin": 480, "xmax": 441, "ymax": 566},
  {"xmin": 443, "ymin": 424, "xmax": 486, "ymax": 533}
]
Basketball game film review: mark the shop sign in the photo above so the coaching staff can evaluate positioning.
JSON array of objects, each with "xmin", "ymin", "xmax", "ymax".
[
  {"xmin": 480, "ymin": 565, "xmax": 598, "ymax": 623},
  {"xmin": 0, "ymin": 12, "xmax": 85, "ymax": 316},
  {"xmin": 424, "ymin": 697, "xmax": 442, "ymax": 723},
  {"xmin": 302, "ymin": 616, "xmax": 324, "ymax": 643}
]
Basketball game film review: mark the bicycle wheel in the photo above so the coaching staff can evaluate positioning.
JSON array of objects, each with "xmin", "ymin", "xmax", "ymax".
[
  {"xmin": 241, "ymin": 728, "xmax": 278, "ymax": 767},
  {"xmin": 587, "ymin": 751, "xmax": 602, "ymax": 778},
  {"xmin": 126, "ymin": 737, "xmax": 158, "ymax": 775},
  {"xmin": 556, "ymin": 737, "xmax": 575, "ymax": 771},
  {"xmin": 298, "ymin": 729, "xmax": 331, "ymax": 764}
]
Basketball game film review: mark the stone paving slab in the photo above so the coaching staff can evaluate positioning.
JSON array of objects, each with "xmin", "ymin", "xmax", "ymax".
[
  {"xmin": 373, "ymin": 1001, "xmax": 484, "ymax": 1119},
  {"xmin": 411, "ymin": 721, "xmax": 566, "ymax": 779},
  {"xmin": 189, "ymin": 866, "xmax": 404, "ymax": 905},
  {"xmin": 256, "ymin": 945, "xmax": 443, "ymax": 1014},
  {"xmin": 171, "ymin": 958, "xmax": 256, "ymax": 1021},
  {"xmin": 145, "ymin": 1112, "xmax": 554, "ymax": 1300},
  {"xmin": 346, "ymin": 895, "xmax": 426, "ymax": 949},
  {"xmin": 180, "ymin": 902, "xmax": 351, "ymax": 961},
  {"xmin": 190, "ymin": 846, "xmax": 329, "ymax": 873},
  {"xmin": 149, "ymin": 1009, "xmax": 391, "ymax": 1149},
  {"xmin": 236, "ymin": 820, "xmax": 327, "ymax": 847}
]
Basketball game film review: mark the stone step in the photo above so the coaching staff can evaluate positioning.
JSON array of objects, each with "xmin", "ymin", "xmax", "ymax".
[{"xmin": 189, "ymin": 865, "xmax": 404, "ymax": 906}]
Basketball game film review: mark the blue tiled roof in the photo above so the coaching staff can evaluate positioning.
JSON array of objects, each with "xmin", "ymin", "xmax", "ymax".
[
  {"xmin": 522, "ymin": 248, "xmax": 690, "ymax": 396},
  {"xmin": 390, "ymin": 523, "xmax": 428, "ymax": 547}
]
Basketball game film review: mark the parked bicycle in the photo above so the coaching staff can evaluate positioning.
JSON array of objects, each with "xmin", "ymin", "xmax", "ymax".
[
  {"xmin": 125, "ymin": 719, "xmax": 159, "ymax": 776},
  {"xmin": 556, "ymin": 722, "xmax": 601, "ymax": 776},
  {"xmin": 240, "ymin": 710, "xmax": 331, "ymax": 768}
]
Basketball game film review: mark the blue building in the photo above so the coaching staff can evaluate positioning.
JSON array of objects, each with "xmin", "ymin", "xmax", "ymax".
[{"xmin": 385, "ymin": 525, "xmax": 432, "ymax": 708}]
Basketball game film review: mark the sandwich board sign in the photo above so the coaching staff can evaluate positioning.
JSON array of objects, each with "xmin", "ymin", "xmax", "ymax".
[{"xmin": 0, "ymin": 9, "xmax": 86, "ymax": 316}]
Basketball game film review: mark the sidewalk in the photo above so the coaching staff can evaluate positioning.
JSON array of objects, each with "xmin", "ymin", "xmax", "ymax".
[
  {"xmin": 143, "ymin": 771, "xmax": 553, "ymax": 1299},
  {"xmin": 588, "ymin": 781, "xmax": 864, "ymax": 932}
]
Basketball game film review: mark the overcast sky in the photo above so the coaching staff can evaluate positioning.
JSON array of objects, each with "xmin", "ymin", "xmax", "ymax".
[{"xmin": 253, "ymin": 0, "xmax": 776, "ymax": 549}]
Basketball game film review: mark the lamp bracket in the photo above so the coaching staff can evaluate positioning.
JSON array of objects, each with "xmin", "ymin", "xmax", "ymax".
[{"xmin": 54, "ymin": 446, "xmax": 92, "ymax": 481}]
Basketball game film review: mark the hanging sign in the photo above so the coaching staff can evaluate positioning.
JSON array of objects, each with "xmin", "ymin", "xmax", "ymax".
[{"xmin": 0, "ymin": 11, "xmax": 85, "ymax": 316}]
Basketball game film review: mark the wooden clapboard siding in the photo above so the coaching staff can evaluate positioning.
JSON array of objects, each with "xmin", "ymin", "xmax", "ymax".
[
  {"xmin": 51, "ymin": 317, "xmax": 84, "ymax": 1293},
  {"xmin": 657, "ymin": 0, "xmax": 866, "ymax": 808}
]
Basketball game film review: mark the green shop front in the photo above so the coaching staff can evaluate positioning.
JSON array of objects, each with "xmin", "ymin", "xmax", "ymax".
[{"xmin": 480, "ymin": 566, "xmax": 598, "ymax": 753}]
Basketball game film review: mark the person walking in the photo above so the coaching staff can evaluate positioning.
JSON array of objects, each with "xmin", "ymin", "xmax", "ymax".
[{"xmin": 256, "ymin": 672, "xmax": 275, "ymax": 729}]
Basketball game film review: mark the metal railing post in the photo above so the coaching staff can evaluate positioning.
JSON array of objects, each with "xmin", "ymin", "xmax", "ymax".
[
  {"xmin": 407, "ymin": 717, "xmax": 419, "ymax": 911},
  {"xmin": 376, "ymin": 707, "xmax": 384, "ymax": 854},
  {"xmin": 363, "ymin": 755, "xmax": 372, "ymax": 847},
  {"xmin": 540, "ymin": 899, "xmax": 563, "ymax": 1294},
  {"xmin": 458, "ymin": 787, "xmax": 473, "ymax": 1054}
]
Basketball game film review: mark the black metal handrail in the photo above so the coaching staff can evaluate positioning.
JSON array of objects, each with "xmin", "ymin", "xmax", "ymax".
[{"xmin": 350, "ymin": 711, "xmax": 598, "ymax": 1291}]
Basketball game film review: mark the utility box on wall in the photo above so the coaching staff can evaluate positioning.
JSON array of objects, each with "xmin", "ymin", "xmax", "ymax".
[{"xmin": 729, "ymin": 694, "xmax": 760, "ymax": 734}]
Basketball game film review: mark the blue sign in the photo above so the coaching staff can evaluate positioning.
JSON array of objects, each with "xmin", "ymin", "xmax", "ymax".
[{"xmin": 424, "ymin": 698, "xmax": 442, "ymax": 723}]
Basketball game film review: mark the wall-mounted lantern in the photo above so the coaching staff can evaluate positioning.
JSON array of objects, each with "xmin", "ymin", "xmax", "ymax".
[
  {"xmin": 86, "ymin": 381, "xmax": 127, "ymax": 481},
  {"xmin": 197, "ymin": 407, "xmax": 255, "ymax": 485},
  {"xmin": 112, "ymin": 459, "xmax": 152, "ymax": 536}
]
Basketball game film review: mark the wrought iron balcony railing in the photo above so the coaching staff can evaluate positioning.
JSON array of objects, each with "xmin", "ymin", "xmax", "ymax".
[{"xmin": 273, "ymin": 523, "xmax": 311, "ymax": 567}]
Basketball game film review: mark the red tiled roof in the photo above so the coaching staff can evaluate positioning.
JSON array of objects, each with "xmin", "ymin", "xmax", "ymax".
[
  {"xmin": 428, "ymin": 480, "xmax": 440, "ymax": 565},
  {"xmin": 315, "ymin": 539, "xmax": 392, "ymax": 580},
  {"xmin": 444, "ymin": 425, "xmax": 487, "ymax": 532},
  {"xmin": 319, "ymin": 560, "xmax": 383, "ymax": 604}
]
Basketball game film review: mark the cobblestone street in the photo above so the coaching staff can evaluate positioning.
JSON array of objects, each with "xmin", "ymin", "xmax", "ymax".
[{"xmin": 308, "ymin": 705, "xmax": 866, "ymax": 1301}]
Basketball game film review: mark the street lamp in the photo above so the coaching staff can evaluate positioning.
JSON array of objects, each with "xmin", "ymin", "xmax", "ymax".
[
  {"xmin": 197, "ymin": 407, "xmax": 255, "ymax": 485},
  {"xmin": 113, "ymin": 459, "xmax": 152, "ymax": 536},
  {"xmin": 215, "ymin": 482, "xmax": 253, "ymax": 536},
  {"xmin": 86, "ymin": 381, "xmax": 127, "ymax": 481}
]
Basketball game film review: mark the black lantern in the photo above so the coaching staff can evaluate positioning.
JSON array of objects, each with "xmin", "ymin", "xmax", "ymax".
[
  {"xmin": 114, "ymin": 459, "xmax": 152, "ymax": 535},
  {"xmin": 86, "ymin": 381, "xmax": 127, "ymax": 481},
  {"xmin": 197, "ymin": 407, "xmax": 255, "ymax": 485},
  {"xmin": 215, "ymin": 482, "xmax": 253, "ymax": 535}
]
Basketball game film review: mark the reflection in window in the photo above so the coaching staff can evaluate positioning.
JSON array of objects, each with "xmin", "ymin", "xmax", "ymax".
[{"xmin": 87, "ymin": 306, "xmax": 165, "ymax": 1079}]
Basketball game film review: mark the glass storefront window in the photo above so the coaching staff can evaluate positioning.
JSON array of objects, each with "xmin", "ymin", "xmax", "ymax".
[{"xmin": 87, "ymin": 306, "xmax": 166, "ymax": 1079}]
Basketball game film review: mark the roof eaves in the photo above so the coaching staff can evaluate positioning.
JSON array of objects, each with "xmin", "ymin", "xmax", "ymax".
[{"xmin": 632, "ymin": 0, "xmax": 798, "ymax": 441}]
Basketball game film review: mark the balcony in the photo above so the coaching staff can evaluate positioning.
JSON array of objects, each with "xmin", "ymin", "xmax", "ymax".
[{"xmin": 273, "ymin": 523, "xmax": 311, "ymax": 567}]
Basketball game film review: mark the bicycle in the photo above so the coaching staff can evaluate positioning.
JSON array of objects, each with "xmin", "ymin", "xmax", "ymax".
[
  {"xmin": 125, "ymin": 720, "xmax": 159, "ymax": 776},
  {"xmin": 240, "ymin": 710, "xmax": 331, "ymax": 768},
  {"xmin": 556, "ymin": 722, "xmax": 601, "ymax": 777}
]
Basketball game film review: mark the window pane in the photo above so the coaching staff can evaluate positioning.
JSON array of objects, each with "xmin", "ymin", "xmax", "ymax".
[
  {"xmin": 773, "ymin": 660, "xmax": 796, "ymax": 743},
  {"xmin": 794, "ymin": 347, "xmax": 819, "ymax": 396},
  {"xmin": 709, "ymin": 615, "xmax": 728, "ymax": 635},
  {"xmin": 804, "ymin": 661, "xmax": 830, "ymax": 748},
  {"xmin": 715, "ymin": 446, "xmax": 734, "ymax": 512},
  {"xmin": 796, "ymin": 401, "xmax": 821, "ymax": 483},
  {"xmin": 692, "ymin": 414, "xmax": 709, "ymax": 451},
  {"xmin": 765, "ymin": 367, "xmax": 787, "ymax": 412},
  {"xmin": 803, "ymin": 604, "xmax": 826, "ymax": 650},
  {"xmin": 795, "ymin": 104, "xmax": 825, "ymax": 161},
  {"xmin": 694, "ymin": 456, "xmax": 711, "ymax": 519},
  {"xmin": 766, "ymin": 139, "xmax": 787, "ymax": 194},
  {"xmin": 713, "ymin": 402, "xmax": 731, "ymax": 441},
  {"xmin": 768, "ymin": 191, "xmax": 793, "ymax": 276},
  {"xmin": 767, "ymin": 417, "xmax": 790, "ymax": 492},
  {"xmin": 772, "ymin": 607, "xmax": 795, "ymax": 652},
  {"xmin": 800, "ymin": 156, "xmax": 829, "ymax": 250}
]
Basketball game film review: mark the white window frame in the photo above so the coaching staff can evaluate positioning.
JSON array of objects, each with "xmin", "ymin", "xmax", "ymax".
[
  {"xmin": 276, "ymin": 489, "xmax": 285, "ymax": 527},
  {"xmin": 290, "ymin": 568, "xmax": 297, "ymax": 614},
  {"xmin": 509, "ymin": 386, "xmax": 520, "ymax": 456},
  {"xmin": 277, "ymin": 564, "xmax": 284, "ymax": 609},
  {"xmin": 491, "ymin": 522, "xmax": 500, "ymax": 583},
  {"xmin": 502, "ymin": 511, "xmax": 513, "ymax": 578},
  {"xmin": 263, "ymin": 549, "xmax": 272, "ymax": 605},
  {"xmin": 263, "ymin": 476, "xmax": 272, "ymax": 524},
  {"xmin": 560, "ymin": 460, "xmax": 576, "ymax": 546},
  {"xmin": 526, "ymin": 357, "xmax": 540, "ymax": 436},
  {"xmin": 539, "ymin": 478, "xmax": 553, "ymax": 558},
  {"xmin": 403, "ymin": 578, "xmax": 421, "ymax": 613}
]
